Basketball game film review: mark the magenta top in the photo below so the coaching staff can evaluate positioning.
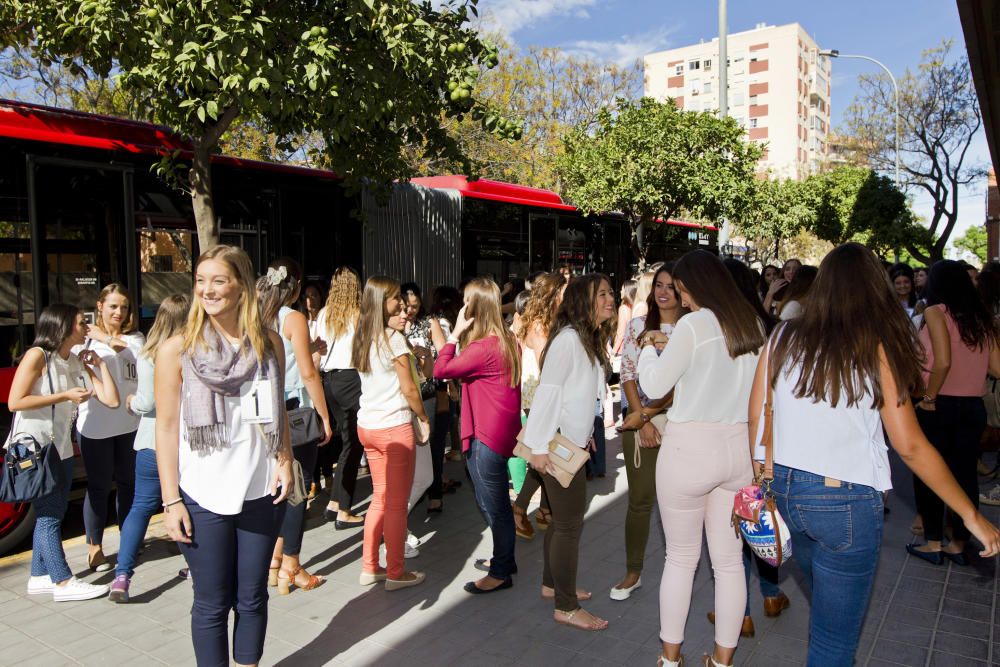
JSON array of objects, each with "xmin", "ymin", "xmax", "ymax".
[
  {"xmin": 919, "ymin": 304, "xmax": 992, "ymax": 397},
  {"xmin": 434, "ymin": 336, "xmax": 522, "ymax": 457}
]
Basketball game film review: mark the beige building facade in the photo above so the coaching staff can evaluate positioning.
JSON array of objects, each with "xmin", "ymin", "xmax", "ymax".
[{"xmin": 645, "ymin": 22, "xmax": 832, "ymax": 180}]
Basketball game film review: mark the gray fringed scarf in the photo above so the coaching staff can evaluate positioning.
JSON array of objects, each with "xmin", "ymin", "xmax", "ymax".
[{"xmin": 181, "ymin": 323, "xmax": 283, "ymax": 455}]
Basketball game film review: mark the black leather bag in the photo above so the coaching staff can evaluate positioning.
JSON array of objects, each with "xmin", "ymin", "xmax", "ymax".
[
  {"xmin": 0, "ymin": 352, "xmax": 65, "ymax": 503},
  {"xmin": 288, "ymin": 406, "xmax": 322, "ymax": 447}
]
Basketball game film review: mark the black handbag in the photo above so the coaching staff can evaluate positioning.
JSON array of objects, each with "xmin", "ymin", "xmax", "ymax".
[
  {"xmin": 288, "ymin": 405, "xmax": 322, "ymax": 447},
  {"xmin": 0, "ymin": 351, "xmax": 65, "ymax": 503}
]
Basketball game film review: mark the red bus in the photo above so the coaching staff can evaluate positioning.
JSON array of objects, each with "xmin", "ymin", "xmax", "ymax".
[{"xmin": 0, "ymin": 98, "xmax": 716, "ymax": 552}]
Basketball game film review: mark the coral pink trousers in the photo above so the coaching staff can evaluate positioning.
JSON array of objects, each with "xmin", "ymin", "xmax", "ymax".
[{"xmin": 358, "ymin": 423, "xmax": 415, "ymax": 580}]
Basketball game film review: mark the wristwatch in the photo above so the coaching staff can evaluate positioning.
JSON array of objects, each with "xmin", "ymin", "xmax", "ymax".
[{"xmin": 640, "ymin": 412, "xmax": 650, "ymax": 423}]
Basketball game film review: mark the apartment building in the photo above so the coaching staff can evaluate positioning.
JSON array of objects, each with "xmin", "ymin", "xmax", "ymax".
[{"xmin": 644, "ymin": 22, "xmax": 832, "ymax": 180}]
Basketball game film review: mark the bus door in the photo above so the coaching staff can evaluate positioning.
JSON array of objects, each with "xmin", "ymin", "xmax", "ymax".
[
  {"xmin": 528, "ymin": 213, "xmax": 557, "ymax": 273},
  {"xmin": 22, "ymin": 156, "xmax": 137, "ymax": 361}
]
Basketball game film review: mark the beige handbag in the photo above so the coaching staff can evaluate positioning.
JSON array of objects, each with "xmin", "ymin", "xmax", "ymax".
[
  {"xmin": 513, "ymin": 428, "xmax": 590, "ymax": 488},
  {"xmin": 286, "ymin": 460, "xmax": 307, "ymax": 507}
]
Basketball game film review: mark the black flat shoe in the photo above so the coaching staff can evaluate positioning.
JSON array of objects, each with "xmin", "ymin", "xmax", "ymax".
[
  {"xmin": 906, "ymin": 544, "xmax": 943, "ymax": 565},
  {"xmin": 324, "ymin": 508, "xmax": 338, "ymax": 522},
  {"xmin": 474, "ymin": 558, "xmax": 518, "ymax": 574},
  {"xmin": 335, "ymin": 517, "xmax": 365, "ymax": 530},
  {"xmin": 464, "ymin": 576, "xmax": 513, "ymax": 594},
  {"xmin": 943, "ymin": 551, "xmax": 970, "ymax": 566}
]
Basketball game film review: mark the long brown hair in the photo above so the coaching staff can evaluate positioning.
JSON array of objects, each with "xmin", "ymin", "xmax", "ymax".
[
  {"xmin": 183, "ymin": 245, "xmax": 272, "ymax": 361},
  {"xmin": 777, "ymin": 265, "xmax": 818, "ymax": 316},
  {"xmin": 673, "ymin": 250, "xmax": 766, "ymax": 358},
  {"xmin": 460, "ymin": 278, "xmax": 521, "ymax": 388},
  {"xmin": 324, "ymin": 267, "xmax": 361, "ymax": 340},
  {"xmin": 142, "ymin": 294, "xmax": 190, "ymax": 360},
  {"xmin": 256, "ymin": 257, "xmax": 302, "ymax": 328},
  {"xmin": 94, "ymin": 283, "xmax": 137, "ymax": 334},
  {"xmin": 772, "ymin": 242, "xmax": 923, "ymax": 408},
  {"xmin": 643, "ymin": 262, "xmax": 688, "ymax": 334},
  {"xmin": 351, "ymin": 275, "xmax": 400, "ymax": 373},
  {"xmin": 517, "ymin": 272, "xmax": 563, "ymax": 339},
  {"xmin": 541, "ymin": 273, "xmax": 613, "ymax": 370}
]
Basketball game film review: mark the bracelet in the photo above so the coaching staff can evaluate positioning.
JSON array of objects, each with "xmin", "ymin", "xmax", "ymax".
[
  {"xmin": 447, "ymin": 336, "xmax": 459, "ymax": 345},
  {"xmin": 922, "ymin": 395, "xmax": 937, "ymax": 404},
  {"xmin": 162, "ymin": 497, "xmax": 183, "ymax": 509}
]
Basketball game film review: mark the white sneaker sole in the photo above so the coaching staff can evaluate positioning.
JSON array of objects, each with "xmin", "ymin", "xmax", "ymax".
[
  {"xmin": 53, "ymin": 585, "xmax": 109, "ymax": 602},
  {"xmin": 385, "ymin": 572, "xmax": 426, "ymax": 591},
  {"xmin": 27, "ymin": 586, "xmax": 55, "ymax": 595}
]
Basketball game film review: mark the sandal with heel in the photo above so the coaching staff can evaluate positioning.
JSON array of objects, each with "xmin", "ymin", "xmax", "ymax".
[
  {"xmin": 277, "ymin": 566, "xmax": 325, "ymax": 595},
  {"xmin": 512, "ymin": 503, "xmax": 534, "ymax": 540},
  {"xmin": 268, "ymin": 558, "xmax": 282, "ymax": 587}
]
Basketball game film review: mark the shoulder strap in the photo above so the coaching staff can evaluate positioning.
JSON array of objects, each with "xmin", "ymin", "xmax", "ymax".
[
  {"xmin": 44, "ymin": 351, "xmax": 56, "ymax": 423},
  {"xmin": 760, "ymin": 335, "xmax": 777, "ymax": 483}
]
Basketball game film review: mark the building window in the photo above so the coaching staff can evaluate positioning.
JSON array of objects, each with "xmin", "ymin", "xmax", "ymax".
[
  {"xmin": 750, "ymin": 118, "xmax": 759, "ymax": 128},
  {"xmin": 674, "ymin": 64, "xmax": 683, "ymax": 75},
  {"xmin": 151, "ymin": 255, "xmax": 174, "ymax": 272},
  {"xmin": 704, "ymin": 59, "xmax": 712, "ymax": 71},
  {"xmin": 688, "ymin": 60, "xmax": 700, "ymax": 71},
  {"xmin": 732, "ymin": 91, "xmax": 745, "ymax": 106},
  {"xmin": 703, "ymin": 81, "xmax": 712, "ymax": 94}
]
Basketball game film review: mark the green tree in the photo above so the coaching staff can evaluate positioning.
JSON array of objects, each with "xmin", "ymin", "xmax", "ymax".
[
  {"xmin": 2, "ymin": 0, "xmax": 510, "ymax": 249},
  {"xmin": 841, "ymin": 41, "xmax": 983, "ymax": 262},
  {"xmin": 733, "ymin": 177, "xmax": 816, "ymax": 264},
  {"xmin": 407, "ymin": 39, "xmax": 639, "ymax": 191},
  {"xmin": 808, "ymin": 165, "xmax": 917, "ymax": 257},
  {"xmin": 557, "ymin": 97, "xmax": 762, "ymax": 264},
  {"xmin": 953, "ymin": 225, "xmax": 987, "ymax": 264}
]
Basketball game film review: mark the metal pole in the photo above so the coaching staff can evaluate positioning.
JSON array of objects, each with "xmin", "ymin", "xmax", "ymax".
[{"xmin": 718, "ymin": 0, "xmax": 727, "ymax": 119}]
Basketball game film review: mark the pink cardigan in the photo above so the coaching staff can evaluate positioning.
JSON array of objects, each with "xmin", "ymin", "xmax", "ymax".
[{"xmin": 434, "ymin": 337, "xmax": 522, "ymax": 457}]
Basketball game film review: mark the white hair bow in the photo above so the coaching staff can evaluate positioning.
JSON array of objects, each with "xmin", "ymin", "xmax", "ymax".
[{"xmin": 267, "ymin": 265, "xmax": 288, "ymax": 286}]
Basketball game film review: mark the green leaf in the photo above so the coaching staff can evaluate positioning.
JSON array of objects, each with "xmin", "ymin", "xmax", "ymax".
[
  {"xmin": 206, "ymin": 100, "xmax": 218, "ymax": 120},
  {"xmin": 196, "ymin": 106, "xmax": 206, "ymax": 123}
]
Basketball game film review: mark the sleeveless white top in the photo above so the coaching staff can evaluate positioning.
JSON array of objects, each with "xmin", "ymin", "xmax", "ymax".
[
  {"xmin": 11, "ymin": 350, "xmax": 84, "ymax": 460},
  {"xmin": 74, "ymin": 332, "xmax": 144, "ymax": 438},
  {"xmin": 178, "ymin": 345, "xmax": 277, "ymax": 515}
]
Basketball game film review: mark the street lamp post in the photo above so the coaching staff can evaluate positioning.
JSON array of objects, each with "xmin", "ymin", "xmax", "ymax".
[{"xmin": 818, "ymin": 49, "xmax": 901, "ymax": 193}]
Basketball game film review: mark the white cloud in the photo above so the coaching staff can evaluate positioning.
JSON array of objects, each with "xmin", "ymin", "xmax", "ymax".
[
  {"xmin": 563, "ymin": 25, "xmax": 679, "ymax": 67},
  {"xmin": 478, "ymin": 0, "xmax": 597, "ymax": 38}
]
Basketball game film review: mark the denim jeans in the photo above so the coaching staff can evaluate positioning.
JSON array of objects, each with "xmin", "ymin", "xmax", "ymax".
[
  {"xmin": 179, "ymin": 491, "xmax": 285, "ymax": 667},
  {"xmin": 116, "ymin": 449, "xmax": 161, "ymax": 578},
  {"xmin": 466, "ymin": 438, "xmax": 517, "ymax": 579},
  {"xmin": 770, "ymin": 463, "xmax": 883, "ymax": 667},
  {"xmin": 279, "ymin": 441, "xmax": 318, "ymax": 555},
  {"xmin": 586, "ymin": 416, "xmax": 606, "ymax": 476},
  {"xmin": 31, "ymin": 458, "xmax": 75, "ymax": 583},
  {"xmin": 428, "ymin": 398, "xmax": 454, "ymax": 500},
  {"xmin": 743, "ymin": 544, "xmax": 781, "ymax": 615},
  {"xmin": 80, "ymin": 431, "xmax": 137, "ymax": 545}
]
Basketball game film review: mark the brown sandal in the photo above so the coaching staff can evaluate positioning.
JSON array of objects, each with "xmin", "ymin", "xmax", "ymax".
[
  {"xmin": 535, "ymin": 508, "xmax": 552, "ymax": 531},
  {"xmin": 267, "ymin": 558, "xmax": 282, "ymax": 587},
  {"xmin": 512, "ymin": 503, "xmax": 535, "ymax": 540},
  {"xmin": 277, "ymin": 566, "xmax": 325, "ymax": 595}
]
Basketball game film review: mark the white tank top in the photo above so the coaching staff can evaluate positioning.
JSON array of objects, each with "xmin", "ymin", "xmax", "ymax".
[
  {"xmin": 278, "ymin": 307, "xmax": 304, "ymax": 400},
  {"xmin": 11, "ymin": 349, "xmax": 84, "ymax": 460},
  {"xmin": 74, "ymin": 332, "xmax": 144, "ymax": 438},
  {"xmin": 178, "ymin": 358, "xmax": 277, "ymax": 515}
]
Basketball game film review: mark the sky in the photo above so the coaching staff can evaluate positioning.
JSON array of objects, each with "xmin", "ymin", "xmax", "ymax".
[{"xmin": 473, "ymin": 0, "xmax": 989, "ymax": 256}]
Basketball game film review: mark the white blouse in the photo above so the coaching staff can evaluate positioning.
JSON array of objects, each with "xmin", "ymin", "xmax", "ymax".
[
  {"xmin": 638, "ymin": 308, "xmax": 760, "ymax": 424},
  {"xmin": 74, "ymin": 332, "xmax": 145, "ymax": 439},
  {"xmin": 315, "ymin": 308, "xmax": 356, "ymax": 371},
  {"xmin": 11, "ymin": 350, "xmax": 85, "ymax": 460},
  {"xmin": 522, "ymin": 328, "xmax": 604, "ymax": 453}
]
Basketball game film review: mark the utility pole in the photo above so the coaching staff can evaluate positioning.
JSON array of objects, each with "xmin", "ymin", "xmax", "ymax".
[{"xmin": 717, "ymin": 0, "xmax": 731, "ymax": 251}]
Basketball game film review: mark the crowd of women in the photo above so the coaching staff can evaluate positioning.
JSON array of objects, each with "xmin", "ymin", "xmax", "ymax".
[{"xmin": 8, "ymin": 241, "xmax": 1000, "ymax": 667}]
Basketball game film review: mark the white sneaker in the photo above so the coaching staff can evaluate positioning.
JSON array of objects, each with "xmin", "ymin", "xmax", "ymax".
[
  {"xmin": 52, "ymin": 577, "xmax": 109, "ymax": 602},
  {"xmin": 406, "ymin": 532, "xmax": 420, "ymax": 548},
  {"xmin": 27, "ymin": 575, "xmax": 55, "ymax": 596},
  {"xmin": 379, "ymin": 542, "xmax": 420, "ymax": 566}
]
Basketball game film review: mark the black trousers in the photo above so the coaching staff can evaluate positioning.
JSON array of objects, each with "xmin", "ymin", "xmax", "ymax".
[
  {"xmin": 322, "ymin": 369, "xmax": 364, "ymax": 511},
  {"xmin": 914, "ymin": 395, "xmax": 986, "ymax": 543}
]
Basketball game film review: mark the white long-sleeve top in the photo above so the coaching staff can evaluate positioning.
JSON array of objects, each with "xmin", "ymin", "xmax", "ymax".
[
  {"xmin": 637, "ymin": 308, "xmax": 760, "ymax": 424},
  {"xmin": 522, "ymin": 327, "xmax": 604, "ymax": 454},
  {"xmin": 129, "ymin": 352, "xmax": 156, "ymax": 451}
]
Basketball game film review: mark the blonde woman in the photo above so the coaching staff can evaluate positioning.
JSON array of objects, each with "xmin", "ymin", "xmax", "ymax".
[
  {"xmin": 353, "ymin": 276, "xmax": 430, "ymax": 591},
  {"xmin": 110, "ymin": 294, "xmax": 191, "ymax": 603},
  {"xmin": 156, "ymin": 245, "xmax": 293, "ymax": 666},
  {"xmin": 317, "ymin": 267, "xmax": 367, "ymax": 528},
  {"xmin": 433, "ymin": 278, "xmax": 522, "ymax": 593},
  {"xmin": 511, "ymin": 272, "xmax": 564, "ymax": 538},
  {"xmin": 257, "ymin": 258, "xmax": 334, "ymax": 595},
  {"xmin": 74, "ymin": 283, "xmax": 145, "ymax": 572}
]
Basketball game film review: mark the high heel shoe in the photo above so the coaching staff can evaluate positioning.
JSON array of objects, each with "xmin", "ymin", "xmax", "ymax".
[
  {"xmin": 277, "ymin": 566, "xmax": 325, "ymax": 595},
  {"xmin": 512, "ymin": 503, "xmax": 534, "ymax": 540},
  {"xmin": 88, "ymin": 549, "xmax": 112, "ymax": 573},
  {"xmin": 268, "ymin": 558, "xmax": 282, "ymax": 587},
  {"xmin": 535, "ymin": 508, "xmax": 552, "ymax": 531}
]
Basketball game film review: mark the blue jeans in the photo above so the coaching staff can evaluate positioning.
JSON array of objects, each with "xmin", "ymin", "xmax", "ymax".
[
  {"xmin": 179, "ymin": 491, "xmax": 286, "ymax": 667},
  {"xmin": 586, "ymin": 416, "xmax": 606, "ymax": 476},
  {"xmin": 743, "ymin": 544, "xmax": 782, "ymax": 615},
  {"xmin": 770, "ymin": 463, "xmax": 883, "ymax": 667},
  {"xmin": 466, "ymin": 438, "xmax": 516, "ymax": 579},
  {"xmin": 116, "ymin": 449, "xmax": 160, "ymax": 578},
  {"xmin": 31, "ymin": 458, "xmax": 76, "ymax": 583}
]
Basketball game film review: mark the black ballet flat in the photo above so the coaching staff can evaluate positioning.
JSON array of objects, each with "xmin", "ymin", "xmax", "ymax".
[
  {"xmin": 943, "ymin": 550, "xmax": 970, "ymax": 566},
  {"xmin": 464, "ymin": 576, "xmax": 513, "ymax": 594},
  {"xmin": 906, "ymin": 544, "xmax": 943, "ymax": 565}
]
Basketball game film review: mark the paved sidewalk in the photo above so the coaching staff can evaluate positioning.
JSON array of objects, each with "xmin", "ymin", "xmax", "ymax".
[{"xmin": 0, "ymin": 433, "xmax": 998, "ymax": 666}]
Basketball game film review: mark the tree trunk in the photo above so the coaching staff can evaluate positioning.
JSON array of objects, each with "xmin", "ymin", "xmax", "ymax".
[
  {"xmin": 631, "ymin": 216, "xmax": 650, "ymax": 270},
  {"xmin": 189, "ymin": 143, "xmax": 218, "ymax": 251}
]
